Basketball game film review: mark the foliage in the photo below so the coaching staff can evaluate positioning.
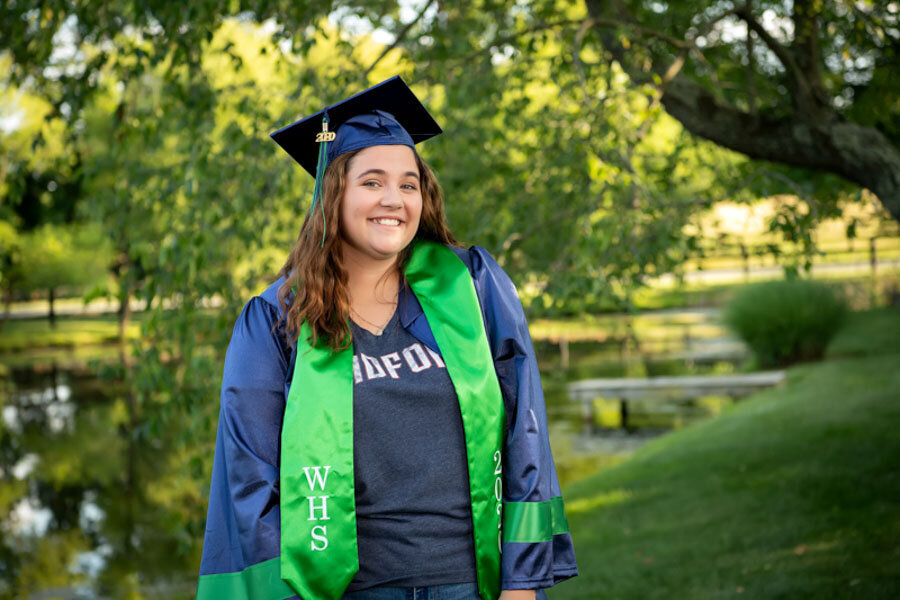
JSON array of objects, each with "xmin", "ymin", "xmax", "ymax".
[
  {"xmin": 16, "ymin": 223, "xmax": 111, "ymax": 297},
  {"xmin": 1, "ymin": 0, "xmax": 750, "ymax": 431},
  {"xmin": 724, "ymin": 278, "xmax": 848, "ymax": 367},
  {"xmin": 0, "ymin": 2, "xmax": 895, "ymax": 593},
  {"xmin": 0, "ymin": 220, "xmax": 21, "ymax": 294},
  {"xmin": 575, "ymin": 0, "xmax": 900, "ymax": 224},
  {"xmin": 399, "ymin": 1, "xmax": 755, "ymax": 315},
  {"xmin": 0, "ymin": 362, "xmax": 204, "ymax": 599},
  {"xmin": 557, "ymin": 308, "xmax": 900, "ymax": 599},
  {"xmin": 0, "ymin": 314, "xmax": 141, "ymax": 353}
]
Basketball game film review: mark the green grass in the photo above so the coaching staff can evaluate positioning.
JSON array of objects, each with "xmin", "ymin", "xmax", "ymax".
[
  {"xmin": 0, "ymin": 314, "xmax": 141, "ymax": 352},
  {"xmin": 632, "ymin": 270, "xmax": 899, "ymax": 312},
  {"xmin": 551, "ymin": 308, "xmax": 900, "ymax": 599}
]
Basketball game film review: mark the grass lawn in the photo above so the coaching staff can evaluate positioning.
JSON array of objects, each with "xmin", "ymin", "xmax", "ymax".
[
  {"xmin": 551, "ymin": 308, "xmax": 900, "ymax": 599},
  {"xmin": 632, "ymin": 270, "xmax": 899, "ymax": 312},
  {"xmin": 0, "ymin": 314, "xmax": 142, "ymax": 353}
]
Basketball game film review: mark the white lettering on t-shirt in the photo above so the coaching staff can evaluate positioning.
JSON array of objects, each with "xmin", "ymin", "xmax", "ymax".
[
  {"xmin": 360, "ymin": 353, "xmax": 386, "ymax": 379},
  {"xmin": 381, "ymin": 352, "xmax": 403, "ymax": 379},
  {"xmin": 426, "ymin": 346, "xmax": 445, "ymax": 368},
  {"xmin": 352, "ymin": 355, "xmax": 363, "ymax": 384},
  {"xmin": 402, "ymin": 343, "xmax": 432, "ymax": 373},
  {"xmin": 353, "ymin": 343, "xmax": 450, "ymax": 383}
]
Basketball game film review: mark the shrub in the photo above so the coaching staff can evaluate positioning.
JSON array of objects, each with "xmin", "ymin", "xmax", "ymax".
[{"xmin": 724, "ymin": 279, "xmax": 848, "ymax": 368}]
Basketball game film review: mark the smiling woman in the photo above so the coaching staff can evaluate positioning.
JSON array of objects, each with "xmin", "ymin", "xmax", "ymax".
[
  {"xmin": 195, "ymin": 76, "xmax": 578, "ymax": 600},
  {"xmin": 341, "ymin": 146, "xmax": 423, "ymax": 278},
  {"xmin": 341, "ymin": 145, "xmax": 425, "ymax": 335}
]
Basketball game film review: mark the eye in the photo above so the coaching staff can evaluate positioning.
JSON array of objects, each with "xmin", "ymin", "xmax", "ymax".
[
  {"xmin": 401, "ymin": 183, "xmax": 418, "ymax": 191},
  {"xmin": 362, "ymin": 180, "xmax": 381, "ymax": 188}
]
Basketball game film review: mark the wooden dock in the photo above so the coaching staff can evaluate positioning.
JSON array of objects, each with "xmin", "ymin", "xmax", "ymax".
[{"xmin": 567, "ymin": 371, "xmax": 786, "ymax": 431}]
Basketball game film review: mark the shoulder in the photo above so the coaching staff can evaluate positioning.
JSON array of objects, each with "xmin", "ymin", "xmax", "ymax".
[
  {"xmin": 451, "ymin": 245, "xmax": 520, "ymax": 299},
  {"xmin": 257, "ymin": 275, "xmax": 287, "ymax": 314},
  {"xmin": 233, "ymin": 275, "xmax": 287, "ymax": 332},
  {"xmin": 448, "ymin": 245, "xmax": 530, "ymax": 350},
  {"xmin": 226, "ymin": 276, "xmax": 292, "ymax": 366}
]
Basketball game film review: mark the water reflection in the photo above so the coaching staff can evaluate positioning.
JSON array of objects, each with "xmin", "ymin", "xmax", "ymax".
[
  {"xmin": 0, "ymin": 308, "xmax": 747, "ymax": 598},
  {"xmin": 537, "ymin": 309, "xmax": 748, "ymax": 487},
  {"xmin": 0, "ymin": 363, "xmax": 200, "ymax": 599}
]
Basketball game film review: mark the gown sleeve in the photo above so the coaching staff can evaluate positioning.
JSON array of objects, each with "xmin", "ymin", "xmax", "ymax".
[
  {"xmin": 196, "ymin": 296, "xmax": 299, "ymax": 600},
  {"xmin": 459, "ymin": 246, "xmax": 579, "ymax": 593}
]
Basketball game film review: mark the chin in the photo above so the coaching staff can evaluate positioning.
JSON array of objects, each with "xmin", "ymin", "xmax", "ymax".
[
  {"xmin": 370, "ymin": 237, "xmax": 414, "ymax": 258},
  {"xmin": 370, "ymin": 245, "xmax": 406, "ymax": 260}
]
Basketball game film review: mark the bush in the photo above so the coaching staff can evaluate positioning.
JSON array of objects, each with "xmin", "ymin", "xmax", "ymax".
[{"xmin": 724, "ymin": 279, "xmax": 848, "ymax": 368}]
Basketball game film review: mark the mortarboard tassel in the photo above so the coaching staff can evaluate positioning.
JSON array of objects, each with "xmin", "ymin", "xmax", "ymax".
[{"xmin": 310, "ymin": 113, "xmax": 334, "ymax": 247}]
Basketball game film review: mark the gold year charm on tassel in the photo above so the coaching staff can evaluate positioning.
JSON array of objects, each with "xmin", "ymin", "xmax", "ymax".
[{"xmin": 315, "ymin": 121, "xmax": 336, "ymax": 143}]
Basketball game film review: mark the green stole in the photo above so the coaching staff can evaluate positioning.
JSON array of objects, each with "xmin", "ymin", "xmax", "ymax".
[{"xmin": 280, "ymin": 241, "xmax": 506, "ymax": 600}]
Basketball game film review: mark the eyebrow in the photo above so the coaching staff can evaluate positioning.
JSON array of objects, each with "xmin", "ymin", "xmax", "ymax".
[{"xmin": 356, "ymin": 168, "xmax": 420, "ymax": 180}]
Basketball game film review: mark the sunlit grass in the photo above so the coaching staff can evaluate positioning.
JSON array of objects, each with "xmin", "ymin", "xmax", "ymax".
[
  {"xmin": 551, "ymin": 308, "xmax": 900, "ymax": 599},
  {"xmin": 0, "ymin": 314, "xmax": 142, "ymax": 353},
  {"xmin": 529, "ymin": 312, "xmax": 729, "ymax": 343},
  {"xmin": 633, "ymin": 269, "xmax": 899, "ymax": 312}
]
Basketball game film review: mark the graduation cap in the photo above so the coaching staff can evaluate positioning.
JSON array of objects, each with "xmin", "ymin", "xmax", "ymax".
[
  {"xmin": 270, "ymin": 76, "xmax": 442, "ymax": 177},
  {"xmin": 270, "ymin": 76, "xmax": 442, "ymax": 246}
]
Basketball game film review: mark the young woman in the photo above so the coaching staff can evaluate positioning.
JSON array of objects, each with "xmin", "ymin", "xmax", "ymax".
[{"xmin": 196, "ymin": 77, "xmax": 577, "ymax": 600}]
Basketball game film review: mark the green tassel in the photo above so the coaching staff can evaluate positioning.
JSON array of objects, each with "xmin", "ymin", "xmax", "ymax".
[{"xmin": 309, "ymin": 115, "xmax": 330, "ymax": 248}]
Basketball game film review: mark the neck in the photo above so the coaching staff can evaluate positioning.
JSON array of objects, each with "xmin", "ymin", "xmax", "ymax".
[{"xmin": 342, "ymin": 244, "xmax": 401, "ymax": 306}]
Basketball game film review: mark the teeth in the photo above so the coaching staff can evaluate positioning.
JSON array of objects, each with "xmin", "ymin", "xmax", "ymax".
[{"xmin": 373, "ymin": 218, "xmax": 400, "ymax": 226}]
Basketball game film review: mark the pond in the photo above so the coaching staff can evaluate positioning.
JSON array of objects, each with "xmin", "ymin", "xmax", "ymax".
[
  {"xmin": 0, "ymin": 308, "xmax": 746, "ymax": 599},
  {"xmin": 535, "ymin": 308, "xmax": 749, "ymax": 486}
]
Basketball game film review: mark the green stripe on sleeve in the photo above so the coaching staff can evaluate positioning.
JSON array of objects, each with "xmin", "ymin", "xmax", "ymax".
[
  {"xmin": 195, "ymin": 557, "xmax": 296, "ymax": 600},
  {"xmin": 503, "ymin": 496, "xmax": 570, "ymax": 543},
  {"xmin": 550, "ymin": 495, "xmax": 570, "ymax": 535}
]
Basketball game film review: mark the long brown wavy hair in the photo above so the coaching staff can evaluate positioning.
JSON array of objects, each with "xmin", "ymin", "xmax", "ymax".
[{"xmin": 275, "ymin": 147, "xmax": 459, "ymax": 352}]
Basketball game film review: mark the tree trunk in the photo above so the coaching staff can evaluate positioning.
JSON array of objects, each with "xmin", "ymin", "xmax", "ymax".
[
  {"xmin": 0, "ymin": 288, "xmax": 10, "ymax": 332},
  {"xmin": 118, "ymin": 289, "xmax": 131, "ymax": 342},
  {"xmin": 657, "ymin": 79, "xmax": 900, "ymax": 222},
  {"xmin": 48, "ymin": 287, "xmax": 56, "ymax": 328},
  {"xmin": 118, "ymin": 343, "xmax": 138, "ymax": 555},
  {"xmin": 583, "ymin": 0, "xmax": 900, "ymax": 224}
]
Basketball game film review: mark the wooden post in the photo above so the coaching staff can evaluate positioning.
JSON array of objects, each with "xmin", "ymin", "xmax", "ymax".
[
  {"xmin": 740, "ymin": 241, "xmax": 749, "ymax": 281},
  {"xmin": 870, "ymin": 237, "xmax": 878, "ymax": 275},
  {"xmin": 581, "ymin": 398, "xmax": 595, "ymax": 435},
  {"xmin": 559, "ymin": 337, "xmax": 570, "ymax": 370},
  {"xmin": 620, "ymin": 398, "xmax": 630, "ymax": 432},
  {"xmin": 48, "ymin": 287, "xmax": 56, "ymax": 328}
]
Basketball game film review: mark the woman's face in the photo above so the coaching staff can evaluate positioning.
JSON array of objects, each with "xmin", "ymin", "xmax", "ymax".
[{"xmin": 340, "ymin": 144, "xmax": 423, "ymax": 263}]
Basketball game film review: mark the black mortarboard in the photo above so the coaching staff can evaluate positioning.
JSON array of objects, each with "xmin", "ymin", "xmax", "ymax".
[{"xmin": 270, "ymin": 76, "xmax": 442, "ymax": 177}]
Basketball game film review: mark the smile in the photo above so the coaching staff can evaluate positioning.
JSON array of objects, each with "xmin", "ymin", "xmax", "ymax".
[{"xmin": 370, "ymin": 218, "xmax": 402, "ymax": 226}]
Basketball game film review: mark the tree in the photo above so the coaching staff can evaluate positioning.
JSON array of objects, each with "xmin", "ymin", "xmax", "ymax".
[
  {"xmin": 576, "ymin": 0, "xmax": 900, "ymax": 221},
  {"xmin": 0, "ymin": 220, "xmax": 21, "ymax": 329},
  {"xmin": 0, "ymin": 1, "xmax": 775, "ymax": 319},
  {"xmin": 16, "ymin": 224, "xmax": 110, "ymax": 326}
]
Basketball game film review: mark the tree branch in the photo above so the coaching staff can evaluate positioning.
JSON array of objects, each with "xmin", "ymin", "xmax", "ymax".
[
  {"xmin": 733, "ymin": 4, "xmax": 828, "ymax": 120},
  {"xmin": 573, "ymin": 18, "xmax": 596, "ymax": 104},
  {"xmin": 460, "ymin": 19, "xmax": 582, "ymax": 63},
  {"xmin": 463, "ymin": 15, "xmax": 689, "ymax": 64},
  {"xmin": 733, "ymin": 7, "xmax": 804, "ymax": 83},
  {"xmin": 582, "ymin": 0, "xmax": 900, "ymax": 222},
  {"xmin": 660, "ymin": 76, "xmax": 900, "ymax": 217},
  {"xmin": 745, "ymin": 1, "xmax": 757, "ymax": 115},
  {"xmin": 792, "ymin": 0, "xmax": 824, "ymax": 78},
  {"xmin": 687, "ymin": 7, "xmax": 740, "ymax": 43},
  {"xmin": 361, "ymin": 0, "xmax": 435, "ymax": 82}
]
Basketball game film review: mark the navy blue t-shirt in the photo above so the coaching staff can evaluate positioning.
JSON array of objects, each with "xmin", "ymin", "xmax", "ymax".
[{"xmin": 346, "ymin": 309, "xmax": 477, "ymax": 591}]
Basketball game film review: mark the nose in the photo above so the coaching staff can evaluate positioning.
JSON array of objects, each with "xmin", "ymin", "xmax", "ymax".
[{"xmin": 379, "ymin": 184, "xmax": 403, "ymax": 209}]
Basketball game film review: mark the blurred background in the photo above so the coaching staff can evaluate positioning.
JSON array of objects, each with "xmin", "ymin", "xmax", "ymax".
[{"xmin": 1, "ymin": 1, "xmax": 898, "ymax": 598}]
